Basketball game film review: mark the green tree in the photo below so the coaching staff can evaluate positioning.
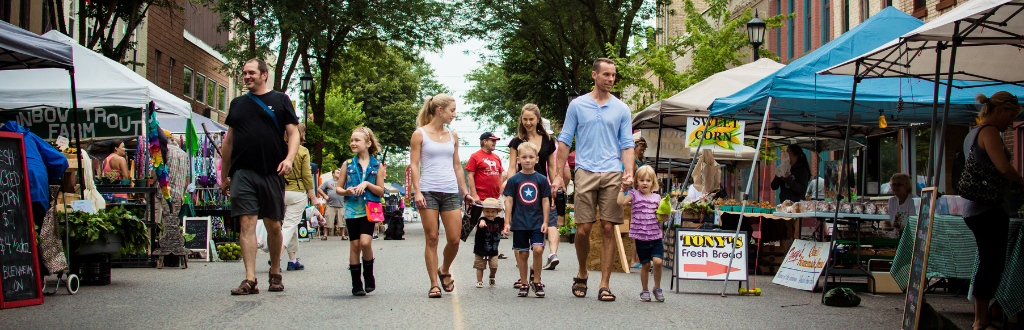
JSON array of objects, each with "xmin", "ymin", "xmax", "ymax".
[
  {"xmin": 330, "ymin": 41, "xmax": 451, "ymax": 163},
  {"xmin": 309, "ymin": 90, "xmax": 365, "ymax": 172},
  {"xmin": 465, "ymin": 0, "xmax": 663, "ymax": 129},
  {"xmin": 610, "ymin": 0, "xmax": 792, "ymax": 111}
]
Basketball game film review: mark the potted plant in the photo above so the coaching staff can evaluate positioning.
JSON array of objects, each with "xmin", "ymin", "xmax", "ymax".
[
  {"xmin": 145, "ymin": 175, "xmax": 155, "ymax": 187},
  {"xmin": 58, "ymin": 206, "xmax": 152, "ymax": 256}
]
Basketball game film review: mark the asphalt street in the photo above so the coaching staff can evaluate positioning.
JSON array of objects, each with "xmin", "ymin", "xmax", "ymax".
[{"xmin": 1, "ymin": 221, "xmax": 979, "ymax": 329}]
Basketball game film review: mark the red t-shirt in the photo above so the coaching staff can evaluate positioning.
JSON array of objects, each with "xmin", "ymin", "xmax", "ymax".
[{"xmin": 465, "ymin": 150, "xmax": 504, "ymax": 200}]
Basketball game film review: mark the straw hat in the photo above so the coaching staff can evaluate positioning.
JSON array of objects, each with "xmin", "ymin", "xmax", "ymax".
[{"xmin": 481, "ymin": 198, "xmax": 502, "ymax": 210}]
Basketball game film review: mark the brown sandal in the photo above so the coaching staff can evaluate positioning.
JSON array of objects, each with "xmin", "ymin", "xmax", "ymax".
[
  {"xmin": 598, "ymin": 287, "xmax": 616, "ymax": 301},
  {"xmin": 438, "ymin": 270, "xmax": 455, "ymax": 292},
  {"xmin": 428, "ymin": 285, "xmax": 442, "ymax": 298},
  {"xmin": 230, "ymin": 279, "xmax": 259, "ymax": 295},
  {"xmin": 572, "ymin": 277, "xmax": 588, "ymax": 297}
]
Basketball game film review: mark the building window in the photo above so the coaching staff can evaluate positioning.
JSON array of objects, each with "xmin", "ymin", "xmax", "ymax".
[
  {"xmin": 843, "ymin": 0, "xmax": 850, "ymax": 32},
  {"xmin": 18, "ymin": 0, "xmax": 29, "ymax": 29},
  {"xmin": 154, "ymin": 50, "xmax": 161, "ymax": 88},
  {"xmin": 822, "ymin": 0, "xmax": 831, "ymax": 44},
  {"xmin": 183, "ymin": 67, "xmax": 194, "ymax": 99},
  {"xmin": 195, "ymin": 73, "xmax": 207, "ymax": 104},
  {"xmin": 776, "ymin": 0, "xmax": 782, "ymax": 56},
  {"xmin": 788, "ymin": 0, "xmax": 795, "ymax": 60},
  {"xmin": 41, "ymin": 0, "xmax": 52, "ymax": 32},
  {"xmin": 207, "ymin": 78, "xmax": 216, "ymax": 107},
  {"xmin": 804, "ymin": 0, "xmax": 812, "ymax": 52},
  {"xmin": 219, "ymin": 85, "xmax": 227, "ymax": 111},
  {"xmin": 914, "ymin": 0, "xmax": 926, "ymax": 10},
  {"xmin": 1, "ymin": 0, "xmax": 10, "ymax": 22},
  {"xmin": 861, "ymin": 0, "xmax": 870, "ymax": 21}
]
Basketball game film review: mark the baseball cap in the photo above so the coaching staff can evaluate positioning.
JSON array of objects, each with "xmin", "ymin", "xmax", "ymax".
[
  {"xmin": 480, "ymin": 132, "xmax": 500, "ymax": 140},
  {"xmin": 542, "ymin": 118, "xmax": 555, "ymax": 135}
]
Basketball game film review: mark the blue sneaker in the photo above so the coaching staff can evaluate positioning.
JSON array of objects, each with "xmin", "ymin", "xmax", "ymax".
[{"xmin": 287, "ymin": 259, "xmax": 305, "ymax": 271}]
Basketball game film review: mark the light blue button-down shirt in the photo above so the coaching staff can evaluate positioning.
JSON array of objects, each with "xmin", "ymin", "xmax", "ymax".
[{"xmin": 557, "ymin": 93, "xmax": 635, "ymax": 173}]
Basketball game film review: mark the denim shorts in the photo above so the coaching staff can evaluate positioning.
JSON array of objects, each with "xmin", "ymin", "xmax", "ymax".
[
  {"xmin": 512, "ymin": 229, "xmax": 545, "ymax": 252},
  {"xmin": 547, "ymin": 208, "xmax": 558, "ymax": 227},
  {"xmin": 635, "ymin": 239, "xmax": 665, "ymax": 264},
  {"xmin": 422, "ymin": 191, "xmax": 461, "ymax": 211}
]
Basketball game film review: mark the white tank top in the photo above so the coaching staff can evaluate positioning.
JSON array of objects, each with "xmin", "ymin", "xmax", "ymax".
[{"xmin": 418, "ymin": 127, "xmax": 459, "ymax": 194}]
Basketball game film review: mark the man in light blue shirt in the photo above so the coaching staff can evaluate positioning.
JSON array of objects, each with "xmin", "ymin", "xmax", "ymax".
[{"xmin": 552, "ymin": 58, "xmax": 635, "ymax": 302}]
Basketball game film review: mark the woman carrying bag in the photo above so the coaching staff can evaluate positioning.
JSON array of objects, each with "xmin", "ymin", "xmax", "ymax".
[
  {"xmin": 958, "ymin": 92, "xmax": 1024, "ymax": 330},
  {"xmin": 279, "ymin": 123, "xmax": 321, "ymax": 271}
]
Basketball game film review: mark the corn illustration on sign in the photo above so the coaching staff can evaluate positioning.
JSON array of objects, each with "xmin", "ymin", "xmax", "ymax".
[{"xmin": 685, "ymin": 117, "xmax": 744, "ymax": 151}]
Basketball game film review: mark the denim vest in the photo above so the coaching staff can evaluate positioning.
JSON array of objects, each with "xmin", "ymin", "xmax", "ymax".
[{"xmin": 344, "ymin": 156, "xmax": 382, "ymax": 204}]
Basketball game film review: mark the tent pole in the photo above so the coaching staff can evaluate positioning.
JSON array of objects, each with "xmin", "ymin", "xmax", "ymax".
[
  {"xmin": 721, "ymin": 97, "xmax": 773, "ymax": 297},
  {"xmin": 925, "ymin": 42, "xmax": 944, "ymax": 189},
  {"xmin": 69, "ymin": 69, "xmax": 84, "ymax": 199},
  {"xmin": 821, "ymin": 61, "xmax": 862, "ymax": 303},
  {"xmin": 933, "ymin": 22, "xmax": 960, "ymax": 193},
  {"xmin": 655, "ymin": 113, "xmax": 664, "ymax": 185}
]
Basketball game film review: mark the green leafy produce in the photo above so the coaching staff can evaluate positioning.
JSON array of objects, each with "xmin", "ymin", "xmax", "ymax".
[{"xmin": 58, "ymin": 206, "xmax": 151, "ymax": 255}]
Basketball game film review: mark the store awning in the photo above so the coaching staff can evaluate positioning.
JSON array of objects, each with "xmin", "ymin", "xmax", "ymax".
[{"xmin": 156, "ymin": 111, "xmax": 227, "ymax": 134}]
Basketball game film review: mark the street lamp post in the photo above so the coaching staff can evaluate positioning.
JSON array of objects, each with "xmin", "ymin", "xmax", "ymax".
[
  {"xmin": 299, "ymin": 73, "xmax": 313, "ymax": 124},
  {"xmin": 567, "ymin": 90, "xmax": 579, "ymax": 105},
  {"xmin": 746, "ymin": 11, "xmax": 767, "ymax": 61}
]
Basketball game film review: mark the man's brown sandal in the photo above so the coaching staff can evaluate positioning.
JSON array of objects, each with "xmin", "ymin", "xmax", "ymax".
[
  {"xmin": 428, "ymin": 286, "xmax": 442, "ymax": 298},
  {"xmin": 598, "ymin": 287, "xmax": 616, "ymax": 301},
  {"xmin": 230, "ymin": 279, "xmax": 259, "ymax": 295},
  {"xmin": 572, "ymin": 277, "xmax": 588, "ymax": 297},
  {"xmin": 438, "ymin": 270, "xmax": 455, "ymax": 292},
  {"xmin": 268, "ymin": 274, "xmax": 284, "ymax": 292}
]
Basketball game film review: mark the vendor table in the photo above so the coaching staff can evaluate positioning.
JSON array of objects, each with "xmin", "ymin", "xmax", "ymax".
[{"xmin": 892, "ymin": 215, "xmax": 1024, "ymax": 316}]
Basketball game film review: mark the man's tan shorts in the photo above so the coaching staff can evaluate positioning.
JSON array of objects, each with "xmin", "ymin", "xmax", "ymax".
[
  {"xmin": 474, "ymin": 255, "xmax": 498, "ymax": 270},
  {"xmin": 574, "ymin": 169, "xmax": 624, "ymax": 225}
]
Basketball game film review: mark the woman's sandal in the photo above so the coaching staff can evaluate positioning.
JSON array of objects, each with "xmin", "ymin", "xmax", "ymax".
[
  {"xmin": 428, "ymin": 286, "xmax": 442, "ymax": 298},
  {"xmin": 598, "ymin": 287, "xmax": 616, "ymax": 301},
  {"xmin": 572, "ymin": 277, "xmax": 588, "ymax": 297},
  {"xmin": 438, "ymin": 270, "xmax": 455, "ymax": 292}
]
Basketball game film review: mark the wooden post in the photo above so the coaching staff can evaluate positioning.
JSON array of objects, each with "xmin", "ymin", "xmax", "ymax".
[{"xmin": 614, "ymin": 225, "xmax": 630, "ymax": 274}]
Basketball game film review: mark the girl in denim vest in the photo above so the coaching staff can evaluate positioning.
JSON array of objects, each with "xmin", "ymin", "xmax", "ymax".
[{"xmin": 336, "ymin": 127, "xmax": 386, "ymax": 296}]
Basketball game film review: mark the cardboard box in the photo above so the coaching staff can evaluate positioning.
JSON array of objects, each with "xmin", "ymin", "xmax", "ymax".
[{"xmin": 868, "ymin": 271, "xmax": 903, "ymax": 293}]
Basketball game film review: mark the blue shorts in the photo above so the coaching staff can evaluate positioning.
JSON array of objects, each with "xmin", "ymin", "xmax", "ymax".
[
  {"xmin": 512, "ymin": 229, "xmax": 545, "ymax": 252},
  {"xmin": 635, "ymin": 239, "xmax": 664, "ymax": 264}
]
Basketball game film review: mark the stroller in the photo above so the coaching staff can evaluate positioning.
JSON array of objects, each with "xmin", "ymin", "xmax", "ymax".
[{"xmin": 382, "ymin": 194, "xmax": 405, "ymax": 240}]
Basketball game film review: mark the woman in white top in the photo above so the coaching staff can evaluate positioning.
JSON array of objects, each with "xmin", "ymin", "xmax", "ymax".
[
  {"xmin": 410, "ymin": 93, "xmax": 472, "ymax": 298},
  {"xmin": 885, "ymin": 173, "xmax": 916, "ymax": 231}
]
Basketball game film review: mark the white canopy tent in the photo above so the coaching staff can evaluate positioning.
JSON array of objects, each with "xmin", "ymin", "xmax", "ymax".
[
  {"xmin": 0, "ymin": 31, "xmax": 191, "ymax": 117},
  {"xmin": 632, "ymin": 58, "xmax": 785, "ymax": 131}
]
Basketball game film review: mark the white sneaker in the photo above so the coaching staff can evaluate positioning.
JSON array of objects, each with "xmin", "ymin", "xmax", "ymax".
[{"xmin": 476, "ymin": 281, "xmax": 484, "ymax": 288}]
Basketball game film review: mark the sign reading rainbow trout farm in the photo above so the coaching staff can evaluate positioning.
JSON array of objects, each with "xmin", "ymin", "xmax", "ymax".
[
  {"xmin": 685, "ymin": 117, "xmax": 744, "ymax": 150},
  {"xmin": 0, "ymin": 107, "xmax": 146, "ymax": 140}
]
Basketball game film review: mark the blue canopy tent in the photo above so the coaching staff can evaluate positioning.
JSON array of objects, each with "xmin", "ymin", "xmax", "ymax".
[{"xmin": 710, "ymin": 7, "xmax": 1023, "ymax": 130}]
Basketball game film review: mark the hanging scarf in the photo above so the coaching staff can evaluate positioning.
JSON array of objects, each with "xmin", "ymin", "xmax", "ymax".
[{"xmin": 147, "ymin": 115, "xmax": 171, "ymax": 201}]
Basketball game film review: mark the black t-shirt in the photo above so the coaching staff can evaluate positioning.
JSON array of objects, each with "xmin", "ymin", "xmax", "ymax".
[
  {"xmin": 225, "ymin": 90, "xmax": 299, "ymax": 176},
  {"xmin": 508, "ymin": 135, "xmax": 556, "ymax": 178}
]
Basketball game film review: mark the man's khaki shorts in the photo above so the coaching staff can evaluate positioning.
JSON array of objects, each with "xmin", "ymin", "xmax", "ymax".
[
  {"xmin": 574, "ymin": 169, "xmax": 624, "ymax": 225},
  {"xmin": 473, "ymin": 255, "xmax": 498, "ymax": 270}
]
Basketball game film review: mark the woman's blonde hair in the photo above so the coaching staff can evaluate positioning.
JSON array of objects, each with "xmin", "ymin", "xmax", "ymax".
[
  {"xmin": 284, "ymin": 122, "xmax": 307, "ymax": 144},
  {"xmin": 634, "ymin": 165, "xmax": 660, "ymax": 192},
  {"xmin": 890, "ymin": 173, "xmax": 911, "ymax": 187},
  {"xmin": 417, "ymin": 93, "xmax": 455, "ymax": 127},
  {"xmin": 353, "ymin": 126, "xmax": 381, "ymax": 155},
  {"xmin": 517, "ymin": 103, "xmax": 549, "ymax": 140},
  {"xmin": 977, "ymin": 91, "xmax": 1022, "ymax": 120}
]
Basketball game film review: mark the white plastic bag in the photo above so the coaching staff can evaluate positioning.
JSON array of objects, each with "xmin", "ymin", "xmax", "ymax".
[
  {"xmin": 775, "ymin": 151, "xmax": 791, "ymax": 178},
  {"xmin": 255, "ymin": 219, "xmax": 269, "ymax": 253},
  {"xmin": 305, "ymin": 206, "xmax": 325, "ymax": 228}
]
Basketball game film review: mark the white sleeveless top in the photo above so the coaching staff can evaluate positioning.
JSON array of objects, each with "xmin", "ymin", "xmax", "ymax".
[{"xmin": 418, "ymin": 127, "xmax": 459, "ymax": 194}]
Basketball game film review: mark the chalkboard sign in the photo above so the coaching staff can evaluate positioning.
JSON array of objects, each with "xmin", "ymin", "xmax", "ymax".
[
  {"xmin": 903, "ymin": 187, "xmax": 938, "ymax": 330},
  {"xmin": 0, "ymin": 132, "xmax": 43, "ymax": 309},
  {"xmin": 182, "ymin": 217, "xmax": 211, "ymax": 252}
]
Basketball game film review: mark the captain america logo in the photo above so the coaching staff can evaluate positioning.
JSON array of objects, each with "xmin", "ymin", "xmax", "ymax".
[{"xmin": 518, "ymin": 181, "xmax": 539, "ymax": 205}]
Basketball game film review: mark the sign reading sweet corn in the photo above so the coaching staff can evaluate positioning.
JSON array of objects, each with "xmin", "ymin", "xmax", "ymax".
[{"xmin": 685, "ymin": 117, "xmax": 744, "ymax": 151}]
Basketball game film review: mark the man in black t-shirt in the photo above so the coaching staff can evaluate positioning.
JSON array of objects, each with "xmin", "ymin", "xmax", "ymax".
[{"xmin": 221, "ymin": 58, "xmax": 301, "ymax": 295}]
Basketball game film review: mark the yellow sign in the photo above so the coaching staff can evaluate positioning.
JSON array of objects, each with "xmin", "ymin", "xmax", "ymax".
[{"xmin": 685, "ymin": 117, "xmax": 744, "ymax": 150}]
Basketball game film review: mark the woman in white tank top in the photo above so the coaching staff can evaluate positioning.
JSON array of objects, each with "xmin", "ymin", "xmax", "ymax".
[{"xmin": 410, "ymin": 93, "xmax": 471, "ymax": 298}]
